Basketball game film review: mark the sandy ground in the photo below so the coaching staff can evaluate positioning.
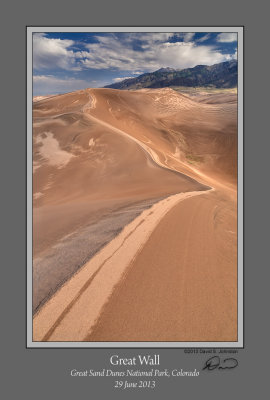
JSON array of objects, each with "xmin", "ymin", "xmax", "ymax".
[
  {"xmin": 87, "ymin": 189, "xmax": 237, "ymax": 342},
  {"xmin": 33, "ymin": 190, "xmax": 213, "ymax": 341},
  {"xmin": 33, "ymin": 195, "xmax": 175, "ymax": 313},
  {"xmin": 32, "ymin": 87, "xmax": 237, "ymax": 342}
]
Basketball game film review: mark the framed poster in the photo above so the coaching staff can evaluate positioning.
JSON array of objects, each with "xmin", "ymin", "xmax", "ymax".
[
  {"xmin": 27, "ymin": 26, "xmax": 243, "ymax": 350},
  {"xmin": 2, "ymin": 0, "xmax": 270, "ymax": 394}
]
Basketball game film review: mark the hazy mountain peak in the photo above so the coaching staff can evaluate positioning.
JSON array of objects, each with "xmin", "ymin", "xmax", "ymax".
[{"xmin": 156, "ymin": 67, "xmax": 176, "ymax": 73}]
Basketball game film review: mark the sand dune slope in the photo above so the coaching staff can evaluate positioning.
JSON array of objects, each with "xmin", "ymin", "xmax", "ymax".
[
  {"xmin": 86, "ymin": 87, "xmax": 237, "ymax": 183},
  {"xmin": 33, "ymin": 87, "xmax": 237, "ymax": 342},
  {"xmin": 87, "ymin": 189, "xmax": 237, "ymax": 342},
  {"xmin": 33, "ymin": 89, "xmax": 210, "ymax": 258}
]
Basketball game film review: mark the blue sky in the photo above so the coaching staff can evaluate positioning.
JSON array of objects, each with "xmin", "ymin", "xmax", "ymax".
[{"xmin": 33, "ymin": 32, "xmax": 237, "ymax": 96}]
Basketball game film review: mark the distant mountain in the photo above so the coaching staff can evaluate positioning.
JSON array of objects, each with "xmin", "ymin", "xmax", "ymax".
[{"xmin": 105, "ymin": 60, "xmax": 237, "ymax": 90}]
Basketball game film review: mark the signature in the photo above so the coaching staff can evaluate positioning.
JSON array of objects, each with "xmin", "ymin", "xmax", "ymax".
[{"xmin": 203, "ymin": 356, "xmax": 238, "ymax": 371}]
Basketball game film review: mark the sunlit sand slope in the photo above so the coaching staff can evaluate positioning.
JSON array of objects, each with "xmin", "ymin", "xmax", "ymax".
[
  {"xmin": 33, "ymin": 88, "xmax": 209, "ymax": 311},
  {"xmin": 33, "ymin": 87, "xmax": 237, "ymax": 342}
]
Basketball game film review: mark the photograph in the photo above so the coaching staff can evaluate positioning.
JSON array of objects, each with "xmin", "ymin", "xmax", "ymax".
[{"xmin": 28, "ymin": 27, "xmax": 243, "ymax": 345}]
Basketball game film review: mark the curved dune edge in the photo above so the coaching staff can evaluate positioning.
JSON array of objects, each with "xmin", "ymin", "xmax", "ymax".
[
  {"xmin": 33, "ymin": 188, "xmax": 213, "ymax": 342},
  {"xmin": 83, "ymin": 90, "xmax": 236, "ymax": 193}
]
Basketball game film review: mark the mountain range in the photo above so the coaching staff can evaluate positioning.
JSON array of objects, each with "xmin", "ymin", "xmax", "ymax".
[{"xmin": 105, "ymin": 60, "xmax": 237, "ymax": 90}]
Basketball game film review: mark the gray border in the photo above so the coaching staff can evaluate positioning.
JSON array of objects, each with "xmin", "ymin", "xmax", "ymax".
[{"xmin": 27, "ymin": 26, "xmax": 243, "ymax": 348}]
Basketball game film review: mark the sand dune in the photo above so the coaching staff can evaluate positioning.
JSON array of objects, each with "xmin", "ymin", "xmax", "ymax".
[
  {"xmin": 33, "ymin": 89, "xmax": 209, "ymax": 257},
  {"xmin": 33, "ymin": 87, "xmax": 237, "ymax": 342},
  {"xmin": 87, "ymin": 189, "xmax": 237, "ymax": 342}
]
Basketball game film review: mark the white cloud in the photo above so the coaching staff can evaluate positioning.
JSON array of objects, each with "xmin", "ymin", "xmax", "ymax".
[
  {"xmin": 33, "ymin": 32, "xmax": 236, "ymax": 77},
  {"xmin": 122, "ymin": 32, "xmax": 174, "ymax": 44},
  {"xmin": 172, "ymin": 32, "xmax": 195, "ymax": 42},
  {"xmin": 183, "ymin": 32, "xmax": 195, "ymax": 42},
  {"xmin": 113, "ymin": 76, "xmax": 134, "ymax": 82},
  {"xmin": 232, "ymin": 48, "xmax": 238, "ymax": 59},
  {"xmin": 196, "ymin": 33, "xmax": 211, "ymax": 43},
  {"xmin": 80, "ymin": 34, "xmax": 233, "ymax": 71},
  {"xmin": 33, "ymin": 75, "xmax": 94, "ymax": 95},
  {"xmin": 33, "ymin": 33, "xmax": 81, "ymax": 70},
  {"xmin": 216, "ymin": 33, "xmax": 237, "ymax": 42}
]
